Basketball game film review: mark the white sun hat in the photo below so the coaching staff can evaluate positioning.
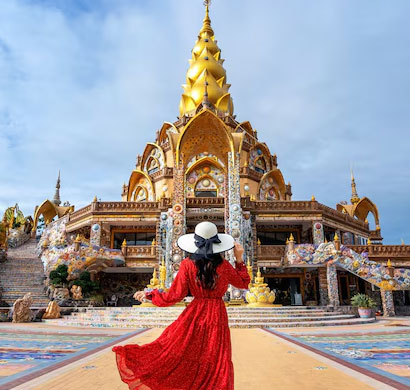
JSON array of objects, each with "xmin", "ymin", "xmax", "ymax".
[{"xmin": 177, "ymin": 221, "xmax": 235, "ymax": 256}]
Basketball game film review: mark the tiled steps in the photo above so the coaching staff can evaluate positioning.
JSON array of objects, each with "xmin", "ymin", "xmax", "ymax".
[
  {"xmin": 0, "ymin": 239, "xmax": 49, "ymax": 306},
  {"xmin": 44, "ymin": 306, "xmax": 376, "ymax": 328}
]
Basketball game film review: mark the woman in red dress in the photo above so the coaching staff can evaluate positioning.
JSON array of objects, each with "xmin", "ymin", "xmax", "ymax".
[{"xmin": 112, "ymin": 221, "xmax": 250, "ymax": 390}]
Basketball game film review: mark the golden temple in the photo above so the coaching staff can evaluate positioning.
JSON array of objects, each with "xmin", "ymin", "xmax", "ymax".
[{"xmin": 2, "ymin": 2, "xmax": 409, "ymax": 316}]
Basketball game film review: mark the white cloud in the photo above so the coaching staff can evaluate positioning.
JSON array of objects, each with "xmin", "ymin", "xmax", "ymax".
[{"xmin": 0, "ymin": 0, "xmax": 409, "ymax": 244}]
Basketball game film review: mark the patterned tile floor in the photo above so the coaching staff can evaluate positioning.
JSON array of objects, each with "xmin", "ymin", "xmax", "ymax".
[
  {"xmin": 0, "ymin": 324, "xmax": 145, "ymax": 389},
  {"xmin": 267, "ymin": 325, "xmax": 410, "ymax": 389}
]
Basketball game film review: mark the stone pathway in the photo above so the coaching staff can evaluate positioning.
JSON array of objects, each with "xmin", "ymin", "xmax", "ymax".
[{"xmin": 6, "ymin": 323, "xmax": 398, "ymax": 390}]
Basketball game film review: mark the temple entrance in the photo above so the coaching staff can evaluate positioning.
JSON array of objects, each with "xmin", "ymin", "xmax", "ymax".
[
  {"xmin": 338, "ymin": 274, "xmax": 350, "ymax": 305},
  {"xmin": 265, "ymin": 276, "xmax": 303, "ymax": 305}
]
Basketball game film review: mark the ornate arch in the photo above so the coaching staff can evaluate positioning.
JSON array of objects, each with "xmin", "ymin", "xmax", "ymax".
[
  {"xmin": 354, "ymin": 197, "xmax": 380, "ymax": 227},
  {"xmin": 249, "ymin": 143, "xmax": 272, "ymax": 174},
  {"xmin": 186, "ymin": 157, "xmax": 226, "ymax": 198},
  {"xmin": 176, "ymin": 110, "xmax": 235, "ymax": 168},
  {"xmin": 258, "ymin": 169, "xmax": 286, "ymax": 200},
  {"xmin": 127, "ymin": 170, "xmax": 155, "ymax": 201},
  {"xmin": 32, "ymin": 200, "xmax": 72, "ymax": 232},
  {"xmin": 132, "ymin": 186, "xmax": 148, "ymax": 201},
  {"xmin": 141, "ymin": 143, "xmax": 166, "ymax": 174}
]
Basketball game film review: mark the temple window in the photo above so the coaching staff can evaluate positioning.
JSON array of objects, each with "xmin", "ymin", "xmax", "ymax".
[
  {"xmin": 249, "ymin": 147, "xmax": 269, "ymax": 174},
  {"xmin": 143, "ymin": 147, "xmax": 164, "ymax": 174},
  {"xmin": 186, "ymin": 158, "xmax": 225, "ymax": 198},
  {"xmin": 113, "ymin": 232, "xmax": 156, "ymax": 249},
  {"xmin": 254, "ymin": 156, "xmax": 267, "ymax": 174},
  {"xmin": 147, "ymin": 157, "xmax": 160, "ymax": 174},
  {"xmin": 133, "ymin": 186, "xmax": 147, "ymax": 201},
  {"xmin": 257, "ymin": 231, "xmax": 298, "ymax": 245},
  {"xmin": 194, "ymin": 177, "xmax": 218, "ymax": 197}
]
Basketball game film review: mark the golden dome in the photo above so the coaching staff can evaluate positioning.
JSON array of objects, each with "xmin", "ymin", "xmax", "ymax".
[{"xmin": 179, "ymin": 4, "xmax": 233, "ymax": 117}]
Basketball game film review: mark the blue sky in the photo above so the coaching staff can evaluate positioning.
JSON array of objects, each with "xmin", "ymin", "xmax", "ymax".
[{"xmin": 0, "ymin": 0, "xmax": 409, "ymax": 244}]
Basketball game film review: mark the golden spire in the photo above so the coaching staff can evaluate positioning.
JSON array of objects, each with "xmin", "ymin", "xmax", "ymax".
[
  {"xmin": 179, "ymin": 1, "xmax": 233, "ymax": 116},
  {"xmin": 350, "ymin": 169, "xmax": 360, "ymax": 204}
]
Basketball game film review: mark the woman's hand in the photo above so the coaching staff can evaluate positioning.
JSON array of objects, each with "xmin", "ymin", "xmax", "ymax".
[
  {"xmin": 133, "ymin": 291, "xmax": 148, "ymax": 302},
  {"xmin": 233, "ymin": 242, "xmax": 244, "ymax": 264}
]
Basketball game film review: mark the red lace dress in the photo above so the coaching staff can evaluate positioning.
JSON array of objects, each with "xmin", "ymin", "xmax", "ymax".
[{"xmin": 112, "ymin": 258, "xmax": 250, "ymax": 390}]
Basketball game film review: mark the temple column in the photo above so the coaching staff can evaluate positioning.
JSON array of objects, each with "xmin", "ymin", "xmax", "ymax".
[
  {"xmin": 313, "ymin": 221, "xmax": 332, "ymax": 305},
  {"xmin": 225, "ymin": 152, "xmax": 245, "ymax": 301},
  {"xmin": 327, "ymin": 263, "xmax": 340, "ymax": 307},
  {"xmin": 381, "ymin": 289, "xmax": 395, "ymax": 317},
  {"xmin": 225, "ymin": 152, "xmax": 243, "ymax": 250},
  {"xmin": 169, "ymin": 162, "xmax": 186, "ymax": 275},
  {"xmin": 318, "ymin": 267, "xmax": 329, "ymax": 306}
]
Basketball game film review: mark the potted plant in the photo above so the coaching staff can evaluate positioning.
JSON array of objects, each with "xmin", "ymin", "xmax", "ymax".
[{"xmin": 351, "ymin": 293, "xmax": 377, "ymax": 318}]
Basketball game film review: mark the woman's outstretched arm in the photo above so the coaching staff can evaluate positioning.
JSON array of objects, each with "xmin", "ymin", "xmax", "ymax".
[
  {"xmin": 226, "ymin": 243, "xmax": 251, "ymax": 289},
  {"xmin": 134, "ymin": 260, "xmax": 189, "ymax": 307}
]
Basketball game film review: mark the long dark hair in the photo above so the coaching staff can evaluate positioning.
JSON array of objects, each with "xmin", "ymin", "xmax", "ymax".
[{"xmin": 191, "ymin": 252, "xmax": 223, "ymax": 290}]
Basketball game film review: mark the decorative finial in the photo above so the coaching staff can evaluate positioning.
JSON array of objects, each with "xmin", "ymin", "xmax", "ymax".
[
  {"xmin": 350, "ymin": 168, "xmax": 360, "ymax": 204},
  {"xmin": 257, "ymin": 238, "xmax": 261, "ymax": 246},
  {"xmin": 152, "ymin": 238, "xmax": 156, "ymax": 246},
  {"xmin": 367, "ymin": 237, "xmax": 372, "ymax": 245},
  {"xmin": 52, "ymin": 170, "xmax": 61, "ymax": 206},
  {"xmin": 122, "ymin": 239, "xmax": 127, "ymax": 247},
  {"xmin": 74, "ymin": 234, "xmax": 81, "ymax": 243},
  {"xmin": 289, "ymin": 233, "xmax": 295, "ymax": 242},
  {"xmin": 387, "ymin": 259, "xmax": 392, "ymax": 268},
  {"xmin": 334, "ymin": 233, "xmax": 339, "ymax": 241},
  {"xmin": 311, "ymin": 195, "xmax": 316, "ymax": 201},
  {"xmin": 200, "ymin": 0, "xmax": 214, "ymax": 36},
  {"xmin": 93, "ymin": 195, "xmax": 98, "ymax": 202}
]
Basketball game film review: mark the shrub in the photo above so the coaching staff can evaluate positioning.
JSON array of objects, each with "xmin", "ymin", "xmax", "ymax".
[
  {"xmin": 49, "ymin": 264, "xmax": 68, "ymax": 286},
  {"xmin": 72, "ymin": 271, "xmax": 99, "ymax": 297},
  {"xmin": 351, "ymin": 293, "xmax": 377, "ymax": 309}
]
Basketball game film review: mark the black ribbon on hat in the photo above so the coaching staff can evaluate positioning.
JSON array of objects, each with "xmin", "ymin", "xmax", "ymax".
[{"xmin": 193, "ymin": 233, "xmax": 221, "ymax": 260}]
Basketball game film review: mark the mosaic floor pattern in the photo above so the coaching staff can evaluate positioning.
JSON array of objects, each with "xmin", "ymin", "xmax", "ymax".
[
  {"xmin": 266, "ymin": 326, "xmax": 410, "ymax": 389},
  {"xmin": 0, "ymin": 325, "xmax": 145, "ymax": 389}
]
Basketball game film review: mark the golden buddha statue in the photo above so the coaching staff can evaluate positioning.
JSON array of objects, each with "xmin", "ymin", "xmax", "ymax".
[{"xmin": 246, "ymin": 267, "xmax": 276, "ymax": 307}]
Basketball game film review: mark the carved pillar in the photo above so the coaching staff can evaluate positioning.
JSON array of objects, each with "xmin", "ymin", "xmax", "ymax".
[
  {"xmin": 381, "ymin": 289, "xmax": 395, "ymax": 317},
  {"xmin": 313, "ymin": 222, "xmax": 330, "ymax": 305},
  {"xmin": 170, "ymin": 162, "xmax": 186, "ymax": 275},
  {"xmin": 159, "ymin": 211, "xmax": 174, "ymax": 289},
  {"xmin": 318, "ymin": 267, "xmax": 329, "ymax": 306},
  {"xmin": 225, "ymin": 152, "xmax": 245, "ymax": 301},
  {"xmin": 225, "ymin": 152, "xmax": 243, "ymax": 248},
  {"xmin": 327, "ymin": 263, "xmax": 340, "ymax": 306}
]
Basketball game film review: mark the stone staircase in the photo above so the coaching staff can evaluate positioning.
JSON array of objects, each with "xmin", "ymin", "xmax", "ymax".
[
  {"xmin": 44, "ymin": 306, "xmax": 376, "ymax": 328},
  {"xmin": 0, "ymin": 239, "xmax": 49, "ymax": 307}
]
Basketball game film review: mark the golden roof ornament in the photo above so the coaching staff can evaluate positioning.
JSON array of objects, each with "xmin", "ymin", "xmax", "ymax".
[
  {"xmin": 179, "ymin": 1, "xmax": 233, "ymax": 116},
  {"xmin": 147, "ymin": 268, "xmax": 161, "ymax": 289},
  {"xmin": 246, "ymin": 258, "xmax": 253, "ymax": 286},
  {"xmin": 311, "ymin": 195, "xmax": 316, "ymax": 201},
  {"xmin": 289, "ymin": 233, "xmax": 295, "ymax": 242},
  {"xmin": 350, "ymin": 169, "xmax": 360, "ymax": 204},
  {"xmin": 122, "ymin": 239, "xmax": 127, "ymax": 247}
]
